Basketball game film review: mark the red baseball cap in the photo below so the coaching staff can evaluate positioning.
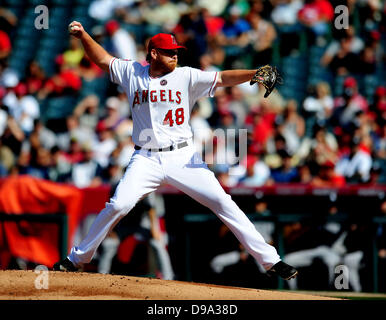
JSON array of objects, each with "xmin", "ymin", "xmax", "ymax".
[
  {"xmin": 343, "ymin": 77, "xmax": 357, "ymax": 88},
  {"xmin": 14, "ymin": 83, "xmax": 27, "ymax": 96},
  {"xmin": 105, "ymin": 20, "xmax": 120, "ymax": 35},
  {"xmin": 147, "ymin": 33, "xmax": 186, "ymax": 53}
]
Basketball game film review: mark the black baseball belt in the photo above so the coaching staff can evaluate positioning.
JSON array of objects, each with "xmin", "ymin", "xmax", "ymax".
[{"xmin": 134, "ymin": 141, "xmax": 188, "ymax": 152}]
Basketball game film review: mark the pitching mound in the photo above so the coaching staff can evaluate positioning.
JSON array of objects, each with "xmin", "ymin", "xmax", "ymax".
[{"xmin": 0, "ymin": 270, "xmax": 339, "ymax": 300}]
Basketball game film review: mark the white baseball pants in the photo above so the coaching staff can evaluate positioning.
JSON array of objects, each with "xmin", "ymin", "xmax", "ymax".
[{"xmin": 68, "ymin": 142, "xmax": 281, "ymax": 270}]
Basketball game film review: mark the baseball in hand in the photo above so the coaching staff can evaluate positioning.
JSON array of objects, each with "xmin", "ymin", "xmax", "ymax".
[{"xmin": 69, "ymin": 25, "xmax": 80, "ymax": 33}]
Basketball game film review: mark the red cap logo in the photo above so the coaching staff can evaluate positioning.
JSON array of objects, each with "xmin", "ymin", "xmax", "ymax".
[{"xmin": 148, "ymin": 33, "xmax": 186, "ymax": 53}]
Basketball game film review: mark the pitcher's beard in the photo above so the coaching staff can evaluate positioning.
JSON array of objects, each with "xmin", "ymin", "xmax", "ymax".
[{"xmin": 153, "ymin": 59, "xmax": 177, "ymax": 75}]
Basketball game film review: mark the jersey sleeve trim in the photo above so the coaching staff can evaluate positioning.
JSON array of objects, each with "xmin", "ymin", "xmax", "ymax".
[
  {"xmin": 208, "ymin": 72, "xmax": 218, "ymax": 97},
  {"xmin": 109, "ymin": 57, "xmax": 117, "ymax": 83}
]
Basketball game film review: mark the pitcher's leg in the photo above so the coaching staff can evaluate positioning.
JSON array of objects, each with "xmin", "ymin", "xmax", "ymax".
[
  {"xmin": 164, "ymin": 150, "xmax": 280, "ymax": 270},
  {"xmin": 68, "ymin": 151, "xmax": 164, "ymax": 267}
]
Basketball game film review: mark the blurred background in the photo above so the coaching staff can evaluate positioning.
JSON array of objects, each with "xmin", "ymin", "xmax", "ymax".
[{"xmin": 0, "ymin": 0, "xmax": 385, "ymax": 294}]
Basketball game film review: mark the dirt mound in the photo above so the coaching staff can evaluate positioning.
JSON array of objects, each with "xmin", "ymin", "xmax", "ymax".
[{"xmin": 0, "ymin": 270, "xmax": 339, "ymax": 300}]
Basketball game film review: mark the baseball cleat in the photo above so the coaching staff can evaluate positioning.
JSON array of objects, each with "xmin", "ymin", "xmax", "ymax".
[
  {"xmin": 266, "ymin": 261, "xmax": 298, "ymax": 280},
  {"xmin": 53, "ymin": 258, "xmax": 79, "ymax": 272}
]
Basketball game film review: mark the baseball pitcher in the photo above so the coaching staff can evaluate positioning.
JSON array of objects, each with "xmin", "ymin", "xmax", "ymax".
[{"xmin": 54, "ymin": 21, "xmax": 297, "ymax": 281}]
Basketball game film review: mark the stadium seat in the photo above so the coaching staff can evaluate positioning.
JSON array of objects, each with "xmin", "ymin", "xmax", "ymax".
[
  {"xmin": 45, "ymin": 96, "xmax": 77, "ymax": 120},
  {"xmin": 74, "ymin": 0, "xmax": 91, "ymax": 5},
  {"xmin": 51, "ymin": 0, "xmax": 74, "ymax": 7},
  {"xmin": 362, "ymin": 75, "xmax": 378, "ymax": 102},
  {"xmin": 72, "ymin": 6, "xmax": 89, "ymax": 17},
  {"xmin": 28, "ymin": 0, "xmax": 48, "ymax": 6},
  {"xmin": 4, "ymin": 0, "xmax": 25, "ymax": 6}
]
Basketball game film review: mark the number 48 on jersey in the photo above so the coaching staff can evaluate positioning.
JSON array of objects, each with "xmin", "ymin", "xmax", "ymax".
[{"xmin": 163, "ymin": 108, "xmax": 184, "ymax": 127}]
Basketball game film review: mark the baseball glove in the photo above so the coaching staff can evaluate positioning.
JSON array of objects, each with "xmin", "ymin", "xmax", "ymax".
[{"xmin": 250, "ymin": 65, "xmax": 283, "ymax": 98}]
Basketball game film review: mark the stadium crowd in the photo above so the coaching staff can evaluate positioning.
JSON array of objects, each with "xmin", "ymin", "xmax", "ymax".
[{"xmin": 0, "ymin": 0, "xmax": 385, "ymax": 191}]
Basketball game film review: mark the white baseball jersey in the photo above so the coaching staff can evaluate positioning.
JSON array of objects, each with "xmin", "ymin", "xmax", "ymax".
[{"xmin": 109, "ymin": 58, "xmax": 218, "ymax": 148}]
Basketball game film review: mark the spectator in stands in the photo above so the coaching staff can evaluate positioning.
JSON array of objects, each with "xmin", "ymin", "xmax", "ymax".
[
  {"xmin": 327, "ymin": 36, "xmax": 361, "ymax": 75},
  {"xmin": 199, "ymin": 52, "xmax": 221, "ymax": 73},
  {"xmin": 88, "ymin": 0, "xmax": 134, "ymax": 22},
  {"xmin": 105, "ymin": 19, "xmax": 137, "ymax": 60},
  {"xmin": 321, "ymin": 25, "xmax": 364, "ymax": 68},
  {"xmin": 269, "ymin": 149, "xmax": 299, "ymax": 183},
  {"xmin": 330, "ymin": 77, "xmax": 369, "ymax": 134},
  {"xmin": 96, "ymin": 96, "xmax": 132, "ymax": 139},
  {"xmin": 245, "ymin": 11, "xmax": 277, "ymax": 66},
  {"xmin": 311, "ymin": 160, "xmax": 346, "ymax": 187},
  {"xmin": 37, "ymin": 55, "xmax": 82, "ymax": 99},
  {"xmin": 63, "ymin": 37, "xmax": 85, "ymax": 69},
  {"xmin": 265, "ymin": 132, "xmax": 289, "ymax": 167},
  {"xmin": 114, "ymin": 135, "xmax": 135, "ymax": 169},
  {"xmin": 116, "ymin": 88, "xmax": 131, "ymax": 118},
  {"xmin": 0, "ymin": 7, "xmax": 17, "ymax": 36},
  {"xmin": 227, "ymin": 86, "xmax": 250, "ymax": 127},
  {"xmin": 78, "ymin": 55, "xmax": 104, "ymax": 80},
  {"xmin": 2, "ymin": 82, "xmax": 40, "ymax": 136},
  {"xmin": 16, "ymin": 138, "xmax": 51, "ymax": 180},
  {"xmin": 303, "ymin": 81, "xmax": 334, "ymax": 126},
  {"xmin": 357, "ymin": 45, "xmax": 377, "ymax": 75},
  {"xmin": 364, "ymin": 30, "xmax": 384, "ymax": 66},
  {"xmin": 297, "ymin": 163, "xmax": 313, "ymax": 184},
  {"xmin": 373, "ymin": 120, "xmax": 386, "ymax": 160},
  {"xmin": 62, "ymin": 137, "xmax": 85, "ymax": 164},
  {"xmin": 0, "ymin": 88, "xmax": 8, "ymax": 136},
  {"xmin": 250, "ymin": 100, "xmax": 277, "ymax": 150},
  {"xmin": 335, "ymin": 135, "xmax": 373, "ymax": 183},
  {"xmin": 372, "ymin": 86, "xmax": 386, "ymax": 121},
  {"xmin": 278, "ymin": 99, "xmax": 305, "ymax": 155},
  {"xmin": 31, "ymin": 120, "xmax": 57, "ymax": 151},
  {"xmin": 102, "ymin": 159, "xmax": 123, "ymax": 189},
  {"xmin": 56, "ymin": 115, "xmax": 98, "ymax": 153},
  {"xmin": 238, "ymin": 152, "xmax": 270, "ymax": 187},
  {"xmin": 24, "ymin": 60, "xmax": 46, "ymax": 95},
  {"xmin": 201, "ymin": 7, "xmax": 225, "ymax": 38},
  {"xmin": 357, "ymin": 0, "xmax": 383, "ymax": 33},
  {"xmin": 220, "ymin": 5, "xmax": 251, "ymax": 41},
  {"xmin": 0, "ymin": 111, "xmax": 24, "ymax": 157},
  {"xmin": 307, "ymin": 125, "xmax": 339, "ymax": 170},
  {"xmin": 71, "ymin": 146, "xmax": 103, "ymax": 188},
  {"xmin": 0, "ymin": 136, "xmax": 15, "ymax": 176},
  {"xmin": 73, "ymin": 94, "xmax": 100, "ymax": 131},
  {"xmin": 217, "ymin": 5, "xmax": 251, "ymax": 68},
  {"xmin": 48, "ymin": 146, "xmax": 72, "ymax": 183},
  {"xmin": 92, "ymin": 127, "xmax": 117, "ymax": 169},
  {"xmin": 270, "ymin": 0, "xmax": 303, "ymax": 56},
  {"xmin": 297, "ymin": 0, "xmax": 334, "ymax": 46},
  {"xmin": 217, "ymin": 108, "xmax": 239, "ymax": 140},
  {"xmin": 172, "ymin": 8, "xmax": 208, "ymax": 68},
  {"xmin": 141, "ymin": 0, "xmax": 180, "ymax": 33},
  {"xmin": 115, "ymin": 1, "xmax": 146, "ymax": 28},
  {"xmin": 0, "ymin": 29, "xmax": 11, "ymax": 61},
  {"xmin": 0, "ymin": 52, "xmax": 18, "ymax": 86}
]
